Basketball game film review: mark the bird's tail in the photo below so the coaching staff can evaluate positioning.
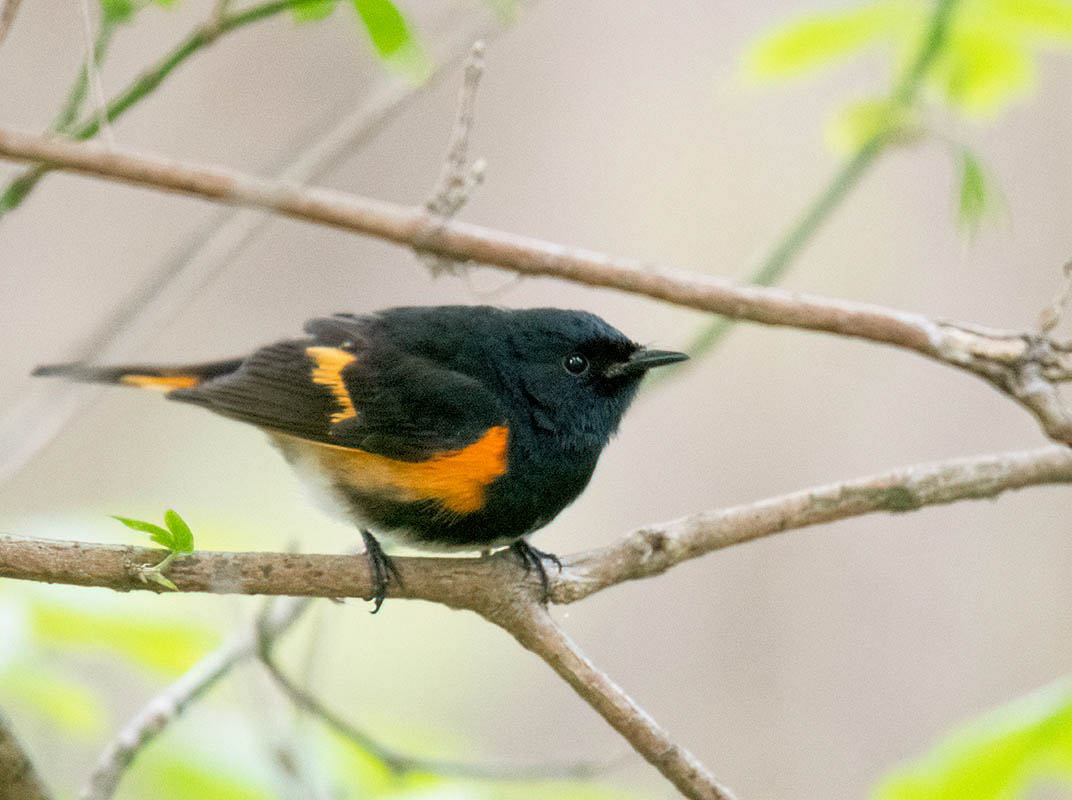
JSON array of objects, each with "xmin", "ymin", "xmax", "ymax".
[{"xmin": 32, "ymin": 358, "xmax": 243, "ymax": 392}]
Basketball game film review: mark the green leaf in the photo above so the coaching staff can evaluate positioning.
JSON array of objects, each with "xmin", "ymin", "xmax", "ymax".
[
  {"xmin": 352, "ymin": 0, "xmax": 431, "ymax": 82},
  {"xmin": 164, "ymin": 509, "xmax": 195, "ymax": 553},
  {"xmin": 292, "ymin": 0, "xmax": 336, "ymax": 22},
  {"xmin": 30, "ymin": 601, "xmax": 218, "ymax": 675},
  {"xmin": 99, "ymin": 0, "xmax": 136, "ymax": 23},
  {"xmin": 873, "ymin": 677, "xmax": 1072, "ymax": 800},
  {"xmin": 113, "ymin": 515, "xmax": 174, "ymax": 548},
  {"xmin": 0, "ymin": 663, "xmax": 106, "ymax": 737},
  {"xmin": 931, "ymin": 26, "xmax": 1035, "ymax": 115},
  {"xmin": 956, "ymin": 149, "xmax": 993, "ymax": 233},
  {"xmin": 744, "ymin": 0, "xmax": 908, "ymax": 79}
]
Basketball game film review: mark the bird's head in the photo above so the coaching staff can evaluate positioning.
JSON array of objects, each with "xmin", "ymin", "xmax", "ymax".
[{"xmin": 496, "ymin": 308, "xmax": 688, "ymax": 449}]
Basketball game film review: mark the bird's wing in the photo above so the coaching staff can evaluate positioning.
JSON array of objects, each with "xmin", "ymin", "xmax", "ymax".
[{"xmin": 168, "ymin": 319, "xmax": 507, "ymax": 461}]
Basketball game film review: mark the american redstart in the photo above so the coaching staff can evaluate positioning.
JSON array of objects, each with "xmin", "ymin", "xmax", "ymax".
[{"xmin": 34, "ymin": 306, "xmax": 687, "ymax": 610}]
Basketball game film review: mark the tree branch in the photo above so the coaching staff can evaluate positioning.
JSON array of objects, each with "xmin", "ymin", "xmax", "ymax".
[
  {"xmin": 81, "ymin": 596, "xmax": 312, "ymax": 800},
  {"xmin": 0, "ymin": 710, "xmax": 52, "ymax": 800},
  {"xmin": 2, "ymin": 445, "xmax": 1068, "ymax": 606},
  {"xmin": 2, "ymin": 128, "xmax": 1071, "ymax": 443},
  {"xmin": 5, "ymin": 446, "xmax": 1071, "ymax": 799}
]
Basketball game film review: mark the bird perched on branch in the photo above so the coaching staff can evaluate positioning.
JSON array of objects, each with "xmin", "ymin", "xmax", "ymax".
[{"xmin": 34, "ymin": 305, "xmax": 687, "ymax": 610}]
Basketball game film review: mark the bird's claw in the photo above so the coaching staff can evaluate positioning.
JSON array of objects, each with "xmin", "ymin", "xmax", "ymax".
[
  {"xmin": 510, "ymin": 540, "xmax": 562, "ymax": 603},
  {"xmin": 361, "ymin": 530, "xmax": 401, "ymax": 613}
]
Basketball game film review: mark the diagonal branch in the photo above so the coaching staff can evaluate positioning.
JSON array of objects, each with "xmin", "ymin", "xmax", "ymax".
[
  {"xmin": 0, "ymin": 709, "xmax": 52, "ymax": 800},
  {"xmin": 256, "ymin": 624, "xmax": 611, "ymax": 782},
  {"xmin": 2, "ymin": 129, "xmax": 1071, "ymax": 443},
  {"xmin": 496, "ymin": 604, "xmax": 737, "ymax": 800},
  {"xmin": 0, "ymin": 0, "xmax": 21, "ymax": 48}
]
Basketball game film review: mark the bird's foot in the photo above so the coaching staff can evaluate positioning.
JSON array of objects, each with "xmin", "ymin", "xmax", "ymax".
[
  {"xmin": 510, "ymin": 540, "xmax": 562, "ymax": 603},
  {"xmin": 361, "ymin": 530, "xmax": 401, "ymax": 613}
]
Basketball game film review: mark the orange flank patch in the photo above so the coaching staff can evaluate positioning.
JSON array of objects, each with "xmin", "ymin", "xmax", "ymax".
[
  {"xmin": 306, "ymin": 346, "xmax": 358, "ymax": 423},
  {"xmin": 287, "ymin": 425, "xmax": 509, "ymax": 515},
  {"xmin": 120, "ymin": 374, "xmax": 201, "ymax": 391}
]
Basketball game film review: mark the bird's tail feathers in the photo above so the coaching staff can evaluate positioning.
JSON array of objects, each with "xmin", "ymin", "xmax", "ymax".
[{"xmin": 32, "ymin": 358, "xmax": 243, "ymax": 392}]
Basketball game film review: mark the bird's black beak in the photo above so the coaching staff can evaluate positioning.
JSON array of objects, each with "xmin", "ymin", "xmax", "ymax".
[{"xmin": 605, "ymin": 347, "xmax": 689, "ymax": 378}]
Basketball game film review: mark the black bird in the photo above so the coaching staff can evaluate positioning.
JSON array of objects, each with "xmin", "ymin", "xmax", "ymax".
[{"xmin": 34, "ymin": 306, "xmax": 687, "ymax": 610}]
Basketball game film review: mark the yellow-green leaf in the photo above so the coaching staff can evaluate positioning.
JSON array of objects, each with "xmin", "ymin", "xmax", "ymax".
[
  {"xmin": 123, "ymin": 754, "xmax": 276, "ymax": 800},
  {"xmin": 0, "ymin": 663, "xmax": 106, "ymax": 737},
  {"xmin": 164, "ymin": 509, "xmax": 194, "ymax": 553},
  {"xmin": 989, "ymin": 0, "xmax": 1072, "ymax": 41},
  {"xmin": 873, "ymin": 677, "xmax": 1072, "ymax": 800},
  {"xmin": 826, "ymin": 98, "xmax": 918, "ymax": 152},
  {"xmin": 30, "ymin": 601, "xmax": 218, "ymax": 675},
  {"xmin": 745, "ymin": 0, "xmax": 908, "ymax": 79},
  {"xmin": 931, "ymin": 26, "xmax": 1035, "ymax": 115}
]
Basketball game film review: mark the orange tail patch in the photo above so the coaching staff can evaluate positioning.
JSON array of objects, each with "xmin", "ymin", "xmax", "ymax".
[{"xmin": 120, "ymin": 374, "xmax": 202, "ymax": 391}]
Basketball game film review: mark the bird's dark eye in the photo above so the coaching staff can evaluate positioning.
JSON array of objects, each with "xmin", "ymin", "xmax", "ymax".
[{"xmin": 563, "ymin": 354, "xmax": 589, "ymax": 375}]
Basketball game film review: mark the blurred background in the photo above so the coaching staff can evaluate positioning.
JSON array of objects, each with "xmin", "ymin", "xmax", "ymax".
[{"xmin": 1, "ymin": 0, "xmax": 1071, "ymax": 798}]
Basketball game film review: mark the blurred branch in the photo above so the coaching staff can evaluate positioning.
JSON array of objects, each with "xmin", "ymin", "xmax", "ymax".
[
  {"xmin": 255, "ymin": 616, "xmax": 611, "ymax": 782},
  {"xmin": 4, "ymin": 129, "xmax": 1072, "ymax": 444},
  {"xmin": 5, "ymin": 445, "xmax": 1072, "ymax": 799},
  {"xmin": 81, "ymin": 596, "xmax": 314, "ymax": 800},
  {"xmin": 0, "ymin": 0, "xmax": 333, "ymax": 215},
  {"xmin": 52, "ymin": 20, "xmax": 119, "ymax": 134},
  {"xmin": 74, "ymin": 0, "xmax": 115, "ymax": 148},
  {"xmin": 0, "ymin": 710, "xmax": 52, "ymax": 800},
  {"xmin": 683, "ymin": 0, "xmax": 959, "ymax": 360},
  {"xmin": 418, "ymin": 39, "xmax": 487, "ymax": 275},
  {"xmin": 0, "ymin": 0, "xmax": 21, "ymax": 48}
]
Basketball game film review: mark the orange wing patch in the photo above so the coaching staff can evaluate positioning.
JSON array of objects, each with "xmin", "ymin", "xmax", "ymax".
[
  {"xmin": 284, "ymin": 425, "xmax": 509, "ymax": 514},
  {"xmin": 120, "ymin": 374, "xmax": 201, "ymax": 391},
  {"xmin": 306, "ymin": 346, "xmax": 358, "ymax": 423}
]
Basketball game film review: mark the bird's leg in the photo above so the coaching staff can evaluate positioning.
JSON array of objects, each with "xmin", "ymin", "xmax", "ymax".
[
  {"xmin": 510, "ymin": 539, "xmax": 562, "ymax": 603},
  {"xmin": 360, "ymin": 530, "xmax": 401, "ymax": 614}
]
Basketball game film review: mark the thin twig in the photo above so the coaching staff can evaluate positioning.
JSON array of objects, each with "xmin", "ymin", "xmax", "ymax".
[
  {"xmin": 0, "ymin": 0, "xmax": 22, "ymax": 48},
  {"xmin": 256, "ymin": 617, "xmax": 610, "ymax": 782},
  {"xmin": 0, "ymin": 0, "xmax": 330, "ymax": 215},
  {"xmin": 4, "ymin": 128, "xmax": 1072, "ymax": 443},
  {"xmin": 0, "ymin": 710, "xmax": 52, "ymax": 800},
  {"xmin": 75, "ymin": 0, "xmax": 115, "ymax": 147},
  {"xmin": 419, "ymin": 39, "xmax": 488, "ymax": 275},
  {"xmin": 79, "ymin": 597, "xmax": 313, "ymax": 800},
  {"xmin": 52, "ymin": 19, "xmax": 118, "ymax": 133},
  {"xmin": 1038, "ymin": 258, "xmax": 1072, "ymax": 335}
]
